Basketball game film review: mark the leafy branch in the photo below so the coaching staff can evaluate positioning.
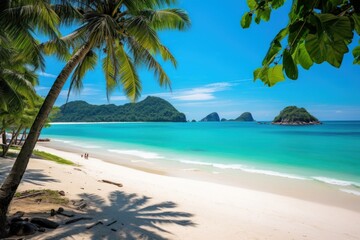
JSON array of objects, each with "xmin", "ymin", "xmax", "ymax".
[{"xmin": 241, "ymin": 0, "xmax": 360, "ymax": 86}]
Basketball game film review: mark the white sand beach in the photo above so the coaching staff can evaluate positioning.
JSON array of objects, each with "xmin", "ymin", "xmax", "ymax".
[{"xmin": 0, "ymin": 144, "xmax": 358, "ymax": 240}]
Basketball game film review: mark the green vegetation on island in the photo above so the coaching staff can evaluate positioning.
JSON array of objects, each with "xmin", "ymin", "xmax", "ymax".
[
  {"xmin": 221, "ymin": 112, "xmax": 255, "ymax": 122},
  {"xmin": 273, "ymin": 106, "xmax": 320, "ymax": 125},
  {"xmin": 200, "ymin": 112, "xmax": 220, "ymax": 122},
  {"xmin": 235, "ymin": 112, "xmax": 254, "ymax": 121},
  {"xmin": 54, "ymin": 96, "xmax": 186, "ymax": 122}
]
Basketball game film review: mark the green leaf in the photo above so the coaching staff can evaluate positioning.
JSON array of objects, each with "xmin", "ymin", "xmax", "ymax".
[
  {"xmin": 254, "ymin": 66, "xmax": 268, "ymax": 82},
  {"xmin": 283, "ymin": 49, "xmax": 298, "ymax": 79},
  {"xmin": 255, "ymin": 13, "xmax": 261, "ymax": 24},
  {"xmin": 308, "ymin": 14, "xmax": 323, "ymax": 39},
  {"xmin": 253, "ymin": 67, "xmax": 264, "ymax": 80},
  {"xmin": 271, "ymin": 0, "xmax": 286, "ymax": 9},
  {"xmin": 306, "ymin": 33, "xmax": 349, "ymax": 67},
  {"xmin": 294, "ymin": 43, "xmax": 313, "ymax": 70},
  {"xmin": 262, "ymin": 40, "xmax": 282, "ymax": 65},
  {"xmin": 274, "ymin": 27, "xmax": 289, "ymax": 42},
  {"xmin": 288, "ymin": 21, "xmax": 309, "ymax": 49},
  {"xmin": 305, "ymin": 14, "xmax": 352, "ymax": 68},
  {"xmin": 318, "ymin": 14, "xmax": 353, "ymax": 42},
  {"xmin": 353, "ymin": 44, "xmax": 360, "ymax": 65},
  {"xmin": 260, "ymin": 7, "xmax": 271, "ymax": 21},
  {"xmin": 351, "ymin": 14, "xmax": 360, "ymax": 35},
  {"xmin": 267, "ymin": 64, "xmax": 285, "ymax": 86},
  {"xmin": 247, "ymin": 0, "xmax": 257, "ymax": 10},
  {"xmin": 241, "ymin": 13, "xmax": 252, "ymax": 28}
]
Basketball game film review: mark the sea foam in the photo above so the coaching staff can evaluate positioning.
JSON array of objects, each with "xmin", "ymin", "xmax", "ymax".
[
  {"xmin": 179, "ymin": 160, "xmax": 307, "ymax": 180},
  {"xmin": 312, "ymin": 177, "xmax": 360, "ymax": 187},
  {"xmin": 52, "ymin": 139, "xmax": 73, "ymax": 144},
  {"xmin": 339, "ymin": 189, "xmax": 360, "ymax": 196},
  {"xmin": 108, "ymin": 149, "xmax": 164, "ymax": 159}
]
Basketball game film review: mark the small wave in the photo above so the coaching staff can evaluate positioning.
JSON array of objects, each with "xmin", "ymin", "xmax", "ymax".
[
  {"xmin": 340, "ymin": 189, "xmax": 360, "ymax": 196},
  {"xmin": 108, "ymin": 149, "xmax": 164, "ymax": 159},
  {"xmin": 179, "ymin": 160, "xmax": 307, "ymax": 180},
  {"xmin": 52, "ymin": 139, "xmax": 73, "ymax": 144},
  {"xmin": 239, "ymin": 168, "xmax": 307, "ymax": 180},
  {"xmin": 312, "ymin": 177, "xmax": 360, "ymax": 187},
  {"xmin": 179, "ymin": 160, "xmax": 213, "ymax": 166}
]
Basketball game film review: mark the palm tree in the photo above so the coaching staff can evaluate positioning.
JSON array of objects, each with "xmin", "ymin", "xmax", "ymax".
[
  {"xmin": 0, "ymin": 0, "xmax": 64, "ymax": 236},
  {"xmin": 0, "ymin": 0, "xmax": 189, "ymax": 236}
]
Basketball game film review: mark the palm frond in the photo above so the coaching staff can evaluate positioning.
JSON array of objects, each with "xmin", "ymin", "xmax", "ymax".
[
  {"xmin": 128, "ymin": 37, "xmax": 171, "ymax": 88},
  {"xmin": 40, "ymin": 38, "xmax": 71, "ymax": 61},
  {"xmin": 116, "ymin": 43, "xmax": 141, "ymax": 101},
  {"xmin": 126, "ymin": 15, "xmax": 161, "ymax": 51},
  {"xmin": 159, "ymin": 44, "xmax": 177, "ymax": 67},
  {"xmin": 68, "ymin": 50, "xmax": 98, "ymax": 100},
  {"xmin": 141, "ymin": 9, "xmax": 190, "ymax": 31},
  {"xmin": 52, "ymin": 2, "xmax": 83, "ymax": 26}
]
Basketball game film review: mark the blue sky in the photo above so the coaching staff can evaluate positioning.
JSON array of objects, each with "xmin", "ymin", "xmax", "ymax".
[{"xmin": 36, "ymin": 0, "xmax": 360, "ymax": 121}]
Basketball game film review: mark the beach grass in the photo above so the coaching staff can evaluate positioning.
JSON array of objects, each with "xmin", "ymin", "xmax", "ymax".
[
  {"xmin": 32, "ymin": 150, "xmax": 75, "ymax": 165},
  {"xmin": 8, "ymin": 146, "xmax": 74, "ymax": 165}
]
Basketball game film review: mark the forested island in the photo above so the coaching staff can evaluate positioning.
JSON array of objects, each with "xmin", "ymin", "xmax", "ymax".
[
  {"xmin": 273, "ymin": 106, "xmax": 320, "ymax": 125},
  {"xmin": 54, "ymin": 96, "xmax": 187, "ymax": 122}
]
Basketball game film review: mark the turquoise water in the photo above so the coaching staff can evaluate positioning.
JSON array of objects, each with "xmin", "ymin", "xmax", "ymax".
[{"xmin": 41, "ymin": 121, "xmax": 360, "ymax": 190}]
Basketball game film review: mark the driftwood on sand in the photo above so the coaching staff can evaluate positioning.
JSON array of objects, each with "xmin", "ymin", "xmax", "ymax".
[{"xmin": 100, "ymin": 180, "xmax": 123, "ymax": 187}]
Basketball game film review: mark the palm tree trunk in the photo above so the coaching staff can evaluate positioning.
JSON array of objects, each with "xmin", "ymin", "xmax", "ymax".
[
  {"xmin": 2, "ymin": 126, "xmax": 22, "ymax": 157},
  {"xmin": 1, "ymin": 127, "xmax": 6, "ymax": 154},
  {"xmin": 19, "ymin": 129, "xmax": 27, "ymax": 145},
  {"xmin": 0, "ymin": 43, "xmax": 91, "ymax": 237}
]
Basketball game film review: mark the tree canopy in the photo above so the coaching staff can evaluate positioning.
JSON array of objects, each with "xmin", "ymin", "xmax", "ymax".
[{"xmin": 241, "ymin": 0, "xmax": 360, "ymax": 86}]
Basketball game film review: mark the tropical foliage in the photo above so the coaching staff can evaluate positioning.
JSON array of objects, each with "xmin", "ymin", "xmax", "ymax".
[
  {"xmin": 0, "ymin": 0, "xmax": 190, "ymax": 237},
  {"xmin": 241, "ymin": 0, "xmax": 360, "ymax": 86},
  {"xmin": 0, "ymin": 97, "xmax": 59, "ymax": 157},
  {"xmin": 45, "ymin": 0, "xmax": 190, "ymax": 101},
  {"xmin": 55, "ymin": 96, "xmax": 186, "ymax": 122}
]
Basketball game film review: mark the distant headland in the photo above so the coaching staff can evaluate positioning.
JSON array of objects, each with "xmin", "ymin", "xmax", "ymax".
[
  {"xmin": 53, "ymin": 96, "xmax": 186, "ymax": 122},
  {"xmin": 201, "ymin": 112, "xmax": 255, "ymax": 122}
]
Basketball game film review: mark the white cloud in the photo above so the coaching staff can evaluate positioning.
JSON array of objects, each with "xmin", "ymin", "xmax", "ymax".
[
  {"xmin": 37, "ymin": 71, "xmax": 57, "ymax": 78},
  {"xmin": 172, "ymin": 93, "xmax": 215, "ymax": 101},
  {"xmin": 153, "ymin": 81, "xmax": 237, "ymax": 102}
]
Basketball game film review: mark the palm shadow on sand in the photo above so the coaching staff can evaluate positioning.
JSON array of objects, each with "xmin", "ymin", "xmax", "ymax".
[
  {"xmin": 0, "ymin": 160, "xmax": 59, "ymax": 186},
  {"xmin": 46, "ymin": 191, "xmax": 196, "ymax": 240}
]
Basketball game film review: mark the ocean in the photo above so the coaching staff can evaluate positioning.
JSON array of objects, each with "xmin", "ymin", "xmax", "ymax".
[{"xmin": 41, "ymin": 121, "xmax": 360, "ymax": 195}]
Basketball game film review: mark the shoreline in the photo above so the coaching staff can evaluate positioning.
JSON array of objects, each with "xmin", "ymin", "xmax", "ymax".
[
  {"xmin": 2, "ymin": 145, "xmax": 360, "ymax": 239},
  {"xmin": 36, "ymin": 142, "xmax": 360, "ymax": 213}
]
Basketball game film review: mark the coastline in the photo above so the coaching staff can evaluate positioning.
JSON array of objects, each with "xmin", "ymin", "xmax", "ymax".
[
  {"xmin": 36, "ymin": 142, "xmax": 360, "ymax": 213},
  {"xmin": 3, "ymin": 144, "xmax": 359, "ymax": 239}
]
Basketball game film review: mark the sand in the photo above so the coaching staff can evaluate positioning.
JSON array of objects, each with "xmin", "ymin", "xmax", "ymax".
[{"xmin": 2, "ymin": 145, "xmax": 360, "ymax": 240}]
